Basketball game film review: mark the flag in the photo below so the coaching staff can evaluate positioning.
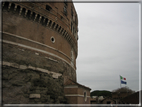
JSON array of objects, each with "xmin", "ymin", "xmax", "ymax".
[{"xmin": 120, "ymin": 75, "xmax": 127, "ymax": 84}]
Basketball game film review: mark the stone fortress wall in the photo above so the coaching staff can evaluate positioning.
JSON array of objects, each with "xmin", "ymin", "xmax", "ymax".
[
  {"xmin": 2, "ymin": 1, "xmax": 79, "ymax": 104},
  {"xmin": 2, "ymin": 1, "xmax": 78, "ymax": 81}
]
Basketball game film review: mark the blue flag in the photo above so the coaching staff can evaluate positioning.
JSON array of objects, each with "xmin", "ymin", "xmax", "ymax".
[{"xmin": 121, "ymin": 80, "xmax": 127, "ymax": 84}]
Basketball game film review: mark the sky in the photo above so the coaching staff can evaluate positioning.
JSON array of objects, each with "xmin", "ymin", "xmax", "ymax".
[{"xmin": 73, "ymin": 2, "xmax": 140, "ymax": 92}]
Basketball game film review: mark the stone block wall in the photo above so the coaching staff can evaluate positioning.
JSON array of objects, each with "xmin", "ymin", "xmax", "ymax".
[
  {"xmin": 2, "ymin": 43, "xmax": 76, "ymax": 81},
  {"xmin": 2, "ymin": 42, "xmax": 77, "ymax": 104},
  {"xmin": 2, "ymin": 65, "xmax": 68, "ymax": 104}
]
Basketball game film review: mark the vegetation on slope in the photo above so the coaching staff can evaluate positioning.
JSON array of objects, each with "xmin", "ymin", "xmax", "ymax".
[{"xmin": 90, "ymin": 90, "xmax": 112, "ymax": 97}]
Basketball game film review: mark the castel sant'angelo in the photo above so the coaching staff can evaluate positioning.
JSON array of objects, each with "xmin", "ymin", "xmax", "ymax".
[{"xmin": 2, "ymin": 0, "xmax": 91, "ymax": 104}]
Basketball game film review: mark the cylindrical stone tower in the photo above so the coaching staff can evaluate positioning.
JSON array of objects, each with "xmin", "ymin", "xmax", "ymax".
[{"xmin": 2, "ymin": 1, "xmax": 78, "ymax": 104}]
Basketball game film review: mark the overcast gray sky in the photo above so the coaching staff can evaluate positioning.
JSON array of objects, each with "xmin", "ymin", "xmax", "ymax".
[{"xmin": 74, "ymin": 2, "xmax": 140, "ymax": 92}]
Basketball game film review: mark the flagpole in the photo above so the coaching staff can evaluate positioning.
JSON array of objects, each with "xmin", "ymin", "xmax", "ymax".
[{"xmin": 119, "ymin": 75, "xmax": 121, "ymax": 88}]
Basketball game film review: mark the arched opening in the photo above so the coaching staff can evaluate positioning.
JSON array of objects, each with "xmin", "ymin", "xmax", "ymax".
[
  {"xmin": 60, "ymin": 28, "xmax": 64, "ymax": 34},
  {"xmin": 51, "ymin": 22, "xmax": 55, "ymax": 29},
  {"xmin": 63, "ymin": 30, "xmax": 66, "ymax": 36},
  {"xmin": 3, "ymin": 2, "xmax": 9, "ymax": 10},
  {"xmin": 35, "ymin": 14, "xmax": 40, "ymax": 22},
  {"xmin": 58, "ymin": 26, "xmax": 61, "ymax": 32},
  {"xmin": 40, "ymin": 16, "xmax": 45, "ymax": 25},
  {"xmin": 21, "ymin": 8, "xmax": 26, "ymax": 17},
  {"xmin": 44, "ymin": 18, "xmax": 48, "ymax": 26},
  {"xmin": 9, "ymin": 3, "xmax": 15, "ymax": 12},
  {"xmin": 46, "ymin": 5, "xmax": 52, "ymax": 11},
  {"xmin": 55, "ymin": 24, "xmax": 59, "ymax": 31},
  {"xmin": 31, "ymin": 12, "xmax": 35, "ymax": 21},
  {"xmin": 15, "ymin": 5, "xmax": 20, "ymax": 15},
  {"xmin": 26, "ymin": 10, "xmax": 31, "ymax": 19},
  {"xmin": 48, "ymin": 20, "xmax": 52, "ymax": 27}
]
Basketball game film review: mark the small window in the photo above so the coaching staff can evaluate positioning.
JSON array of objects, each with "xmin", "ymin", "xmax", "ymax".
[
  {"xmin": 51, "ymin": 36, "xmax": 55, "ymax": 43},
  {"xmin": 84, "ymin": 91, "xmax": 87, "ymax": 101},
  {"xmin": 64, "ymin": 0, "xmax": 68, "ymax": 6},
  {"xmin": 46, "ymin": 5, "xmax": 52, "ymax": 11},
  {"xmin": 63, "ymin": 6, "xmax": 67, "ymax": 16}
]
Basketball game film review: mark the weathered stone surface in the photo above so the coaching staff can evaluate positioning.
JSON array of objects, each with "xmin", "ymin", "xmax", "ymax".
[
  {"xmin": 3, "ymin": 43, "xmax": 76, "ymax": 81},
  {"xmin": 51, "ymin": 72, "xmax": 62, "ymax": 79},
  {"xmin": 19, "ymin": 65, "xmax": 27, "ymax": 69},
  {"xmin": 3, "ymin": 61, "xmax": 10, "ymax": 66},
  {"xmin": 2, "ymin": 40, "xmax": 74, "ymax": 104},
  {"xmin": 28, "ymin": 65, "xmax": 36, "ymax": 70},
  {"xmin": 10, "ymin": 63, "xmax": 19, "ymax": 68},
  {"xmin": 29, "ymin": 94, "xmax": 40, "ymax": 98},
  {"xmin": 2, "ymin": 66, "xmax": 68, "ymax": 104}
]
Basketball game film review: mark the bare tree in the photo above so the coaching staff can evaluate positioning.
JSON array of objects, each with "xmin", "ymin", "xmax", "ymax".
[{"xmin": 112, "ymin": 87, "xmax": 135, "ymax": 93}]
